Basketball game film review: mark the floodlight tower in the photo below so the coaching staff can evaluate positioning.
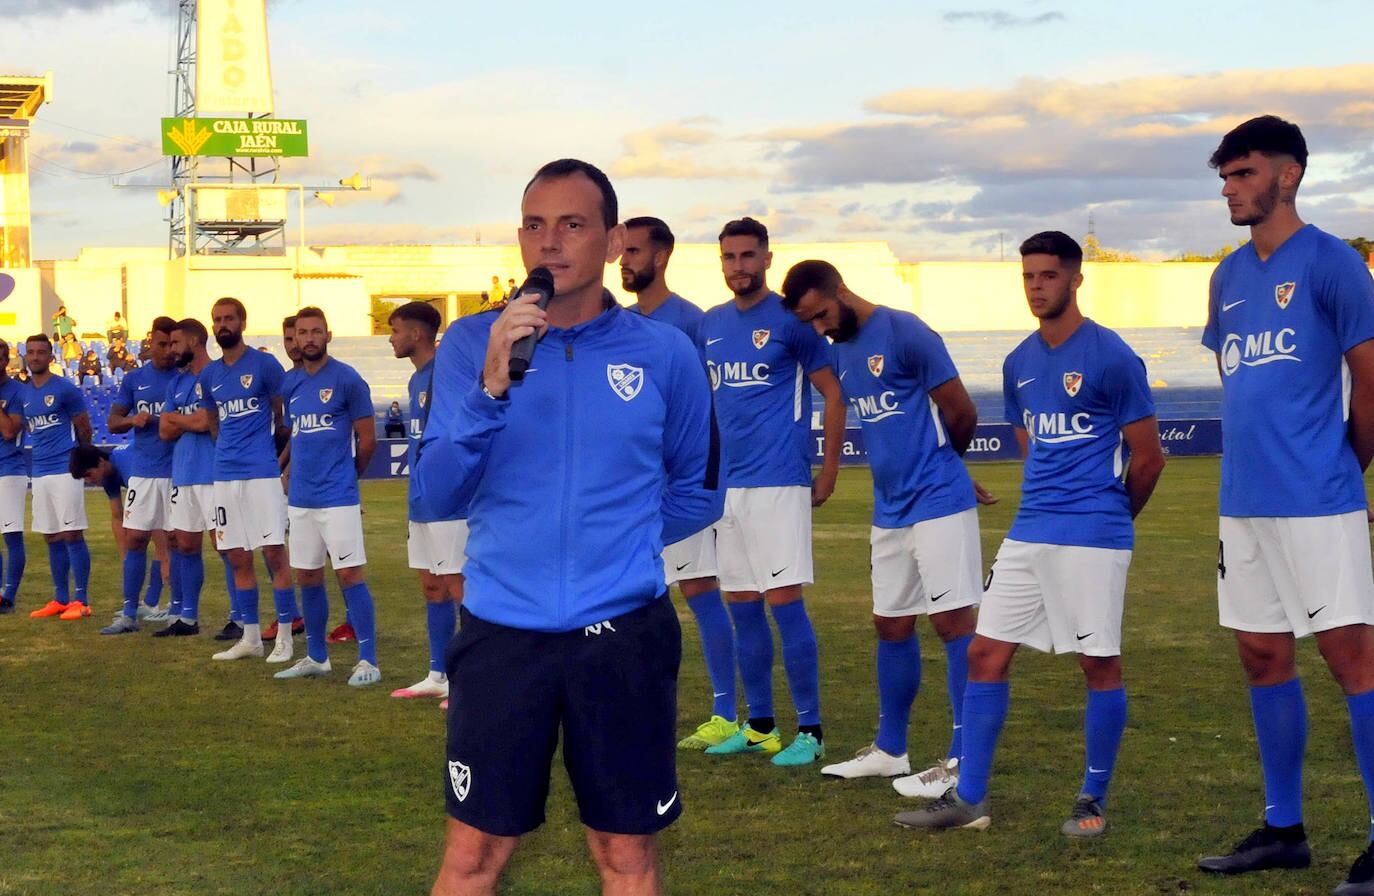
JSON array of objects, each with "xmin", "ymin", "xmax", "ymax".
[{"xmin": 166, "ymin": 0, "xmax": 195, "ymax": 257}]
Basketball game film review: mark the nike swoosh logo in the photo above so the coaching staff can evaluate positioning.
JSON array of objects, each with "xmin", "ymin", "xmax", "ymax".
[
  {"xmin": 1075, "ymin": 632, "xmax": 1093, "ymax": 641},
  {"xmin": 262, "ymin": 532, "xmax": 272, "ymax": 538},
  {"xmin": 713, "ymin": 692, "xmax": 727, "ymax": 698},
  {"xmin": 771, "ymin": 567, "xmax": 787, "ymax": 577},
  {"xmin": 930, "ymin": 590, "xmax": 950, "ymax": 602},
  {"xmin": 212, "ymin": 384, "xmax": 225, "ymax": 392},
  {"xmin": 839, "ymin": 371, "xmax": 848, "ymax": 380},
  {"xmin": 656, "ymin": 792, "xmax": 678, "ymax": 815},
  {"xmin": 525, "ymin": 368, "xmax": 538, "ymax": 374},
  {"xmin": 706, "ymin": 338, "xmax": 724, "ymax": 346},
  {"xmin": 1088, "ymin": 767, "xmax": 1106, "ymax": 774},
  {"xmin": 1222, "ymin": 300, "xmax": 1245, "ymax": 312},
  {"xmin": 675, "ymin": 562, "xmax": 691, "ymax": 571},
  {"xmin": 338, "ymin": 553, "xmax": 352, "ymax": 561},
  {"xmin": 1308, "ymin": 605, "xmax": 1326, "ymax": 619},
  {"xmin": 1016, "ymin": 378, "xmax": 1035, "ymax": 388},
  {"xmin": 63, "ymin": 519, "xmax": 74, "ymax": 525}
]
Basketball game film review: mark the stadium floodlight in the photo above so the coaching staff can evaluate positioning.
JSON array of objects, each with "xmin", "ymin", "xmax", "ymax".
[
  {"xmin": 339, "ymin": 172, "xmax": 365, "ymax": 191},
  {"xmin": 157, "ymin": 189, "xmax": 180, "ymax": 207},
  {"xmin": 314, "ymin": 191, "xmax": 335, "ymax": 207}
]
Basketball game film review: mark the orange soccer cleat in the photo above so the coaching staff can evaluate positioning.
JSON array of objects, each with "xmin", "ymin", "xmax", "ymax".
[
  {"xmin": 58, "ymin": 602, "xmax": 91, "ymax": 620},
  {"xmin": 29, "ymin": 600, "xmax": 69, "ymax": 618}
]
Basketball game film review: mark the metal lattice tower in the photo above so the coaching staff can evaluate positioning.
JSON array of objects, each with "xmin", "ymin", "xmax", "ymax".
[{"xmin": 166, "ymin": 0, "xmax": 195, "ymax": 257}]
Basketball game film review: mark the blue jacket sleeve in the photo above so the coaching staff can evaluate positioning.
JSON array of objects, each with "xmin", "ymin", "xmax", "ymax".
[{"xmin": 661, "ymin": 330, "xmax": 724, "ymax": 546}]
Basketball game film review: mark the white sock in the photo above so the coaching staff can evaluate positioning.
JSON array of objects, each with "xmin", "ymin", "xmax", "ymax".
[
  {"xmin": 242, "ymin": 622, "xmax": 261, "ymax": 645},
  {"xmin": 428, "ymin": 670, "xmax": 447, "ymax": 684}
]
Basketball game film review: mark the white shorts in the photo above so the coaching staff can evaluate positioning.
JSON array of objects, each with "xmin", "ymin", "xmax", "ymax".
[
  {"xmin": 32, "ymin": 473, "xmax": 86, "ymax": 534},
  {"xmin": 289, "ymin": 504, "xmax": 366, "ymax": 570},
  {"xmin": 168, "ymin": 483, "xmax": 216, "ymax": 534},
  {"xmin": 213, "ymin": 478, "xmax": 287, "ymax": 552},
  {"xmin": 976, "ymin": 538, "xmax": 1132, "ymax": 656},
  {"xmin": 407, "ymin": 519, "xmax": 468, "ymax": 576},
  {"xmin": 1218, "ymin": 512, "xmax": 1374, "ymax": 637},
  {"xmin": 716, "ymin": 486, "xmax": 813, "ymax": 593},
  {"xmin": 0, "ymin": 474, "xmax": 26, "ymax": 533},
  {"xmin": 664, "ymin": 525, "xmax": 718, "ymax": 586},
  {"xmin": 123, "ymin": 476, "xmax": 170, "ymax": 533},
  {"xmin": 871, "ymin": 507, "xmax": 983, "ymax": 617}
]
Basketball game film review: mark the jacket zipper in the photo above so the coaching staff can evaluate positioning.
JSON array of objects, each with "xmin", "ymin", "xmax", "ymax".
[{"xmin": 559, "ymin": 338, "xmax": 574, "ymax": 627}]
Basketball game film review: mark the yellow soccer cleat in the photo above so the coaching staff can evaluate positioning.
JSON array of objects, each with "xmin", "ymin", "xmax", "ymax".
[{"xmin": 677, "ymin": 715, "xmax": 740, "ymax": 751}]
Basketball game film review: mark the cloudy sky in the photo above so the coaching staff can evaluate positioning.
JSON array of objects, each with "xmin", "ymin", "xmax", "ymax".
[{"xmin": 8, "ymin": 0, "xmax": 1374, "ymax": 260}]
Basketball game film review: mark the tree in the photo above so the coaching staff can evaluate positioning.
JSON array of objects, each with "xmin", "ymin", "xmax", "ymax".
[
  {"xmin": 369, "ymin": 296, "xmax": 400, "ymax": 335},
  {"xmin": 1167, "ymin": 243, "xmax": 1241, "ymax": 262},
  {"xmin": 1346, "ymin": 237, "xmax": 1374, "ymax": 262},
  {"xmin": 1082, "ymin": 234, "xmax": 1138, "ymax": 262}
]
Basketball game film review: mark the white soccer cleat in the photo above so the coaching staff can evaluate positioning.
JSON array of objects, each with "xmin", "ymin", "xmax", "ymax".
[
  {"xmin": 212, "ymin": 637, "xmax": 265, "ymax": 661},
  {"xmin": 390, "ymin": 671, "xmax": 448, "ymax": 699},
  {"xmin": 274, "ymin": 656, "xmax": 332, "ymax": 679},
  {"xmin": 893, "ymin": 757, "xmax": 960, "ymax": 799},
  {"xmin": 821, "ymin": 743, "xmax": 911, "ymax": 779},
  {"xmin": 347, "ymin": 660, "xmax": 382, "ymax": 688},
  {"xmin": 266, "ymin": 632, "xmax": 294, "ymax": 664},
  {"xmin": 137, "ymin": 605, "xmax": 166, "ymax": 621}
]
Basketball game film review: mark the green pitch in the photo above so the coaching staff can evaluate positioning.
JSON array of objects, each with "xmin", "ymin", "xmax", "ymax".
[{"xmin": 3, "ymin": 459, "xmax": 1372, "ymax": 894}]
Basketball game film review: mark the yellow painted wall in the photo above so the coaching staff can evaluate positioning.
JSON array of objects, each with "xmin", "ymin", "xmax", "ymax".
[{"xmin": 0, "ymin": 268, "xmax": 43, "ymax": 341}]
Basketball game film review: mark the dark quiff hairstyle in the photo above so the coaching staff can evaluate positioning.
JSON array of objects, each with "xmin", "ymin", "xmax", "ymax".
[
  {"xmin": 623, "ymin": 216, "xmax": 676, "ymax": 254},
  {"xmin": 295, "ymin": 306, "xmax": 328, "ymax": 328},
  {"xmin": 523, "ymin": 159, "xmax": 618, "ymax": 231},
  {"xmin": 150, "ymin": 316, "xmax": 177, "ymax": 335},
  {"xmin": 26, "ymin": 333, "xmax": 51, "ymax": 349},
  {"xmin": 388, "ymin": 301, "xmax": 442, "ymax": 339},
  {"xmin": 779, "ymin": 260, "xmax": 843, "ymax": 310},
  {"xmin": 1209, "ymin": 115, "xmax": 1308, "ymax": 175},
  {"xmin": 174, "ymin": 318, "xmax": 209, "ymax": 346},
  {"xmin": 718, "ymin": 216, "xmax": 769, "ymax": 248},
  {"xmin": 69, "ymin": 444, "xmax": 110, "ymax": 478},
  {"xmin": 1019, "ymin": 231, "xmax": 1084, "ymax": 267},
  {"xmin": 212, "ymin": 296, "xmax": 248, "ymax": 321}
]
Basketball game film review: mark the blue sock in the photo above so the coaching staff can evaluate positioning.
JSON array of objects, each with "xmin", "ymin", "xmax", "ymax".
[
  {"xmin": 686, "ymin": 589, "xmax": 737, "ymax": 720},
  {"xmin": 956, "ymin": 681, "xmax": 1010, "ymax": 805},
  {"xmin": 944, "ymin": 634, "xmax": 972, "ymax": 760},
  {"xmin": 3, "ymin": 531, "xmax": 23, "ymax": 602},
  {"xmin": 48, "ymin": 541, "xmax": 70, "ymax": 603},
  {"xmin": 344, "ymin": 582, "xmax": 377, "ymax": 665},
  {"xmin": 238, "ymin": 586, "xmax": 260, "ymax": 626},
  {"xmin": 220, "ymin": 554, "xmax": 240, "ymax": 622},
  {"xmin": 426, "ymin": 600, "xmax": 457, "ymax": 674},
  {"xmin": 121, "ymin": 547, "xmax": 147, "ymax": 620},
  {"xmin": 1250, "ymin": 678, "xmax": 1307, "ymax": 828},
  {"xmin": 875, "ymin": 636, "xmax": 921, "ymax": 755},
  {"xmin": 167, "ymin": 552, "xmax": 184, "ymax": 618},
  {"xmin": 272, "ymin": 586, "xmax": 297, "ymax": 624},
  {"xmin": 771, "ymin": 599, "xmax": 821, "ymax": 728},
  {"xmin": 300, "ymin": 583, "xmax": 329, "ymax": 662},
  {"xmin": 66, "ymin": 540, "xmax": 90, "ymax": 605},
  {"xmin": 728, "ymin": 600, "xmax": 774, "ymax": 721},
  {"xmin": 1082, "ymin": 687, "xmax": 1128, "ymax": 803},
  {"xmin": 1346, "ymin": 689, "xmax": 1374, "ymax": 843},
  {"xmin": 143, "ymin": 559, "xmax": 163, "ymax": 607},
  {"xmin": 181, "ymin": 550, "xmax": 204, "ymax": 621}
]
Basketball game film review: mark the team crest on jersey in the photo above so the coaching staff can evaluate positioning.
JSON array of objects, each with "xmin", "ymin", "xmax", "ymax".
[
  {"xmin": 1063, "ymin": 371, "xmax": 1084, "ymax": 397},
  {"xmin": 419, "ymin": 391, "xmax": 428, "ymax": 408},
  {"xmin": 867, "ymin": 354, "xmax": 885, "ymax": 377},
  {"xmin": 1276, "ymin": 281, "xmax": 1296, "ymax": 309},
  {"xmin": 194, "ymin": 383, "xmax": 202, "ymax": 398},
  {"xmin": 607, "ymin": 363, "xmax": 644, "ymax": 402},
  {"xmin": 752, "ymin": 329, "xmax": 770, "ymax": 350},
  {"xmin": 448, "ymin": 759, "xmax": 471, "ymax": 802},
  {"xmin": 43, "ymin": 394, "xmax": 54, "ymax": 407},
  {"xmin": 319, "ymin": 388, "xmax": 333, "ymax": 404},
  {"xmin": 240, "ymin": 374, "xmax": 253, "ymax": 389}
]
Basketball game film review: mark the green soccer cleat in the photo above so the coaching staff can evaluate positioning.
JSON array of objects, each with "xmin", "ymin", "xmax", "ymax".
[
  {"xmin": 677, "ymin": 715, "xmax": 740, "ymax": 751},
  {"xmin": 704, "ymin": 723, "xmax": 781, "ymax": 756},
  {"xmin": 772, "ymin": 732, "xmax": 825, "ymax": 767}
]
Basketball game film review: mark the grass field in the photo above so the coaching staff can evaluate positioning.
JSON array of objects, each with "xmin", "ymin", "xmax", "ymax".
[{"xmin": 4, "ymin": 458, "xmax": 1374, "ymax": 895}]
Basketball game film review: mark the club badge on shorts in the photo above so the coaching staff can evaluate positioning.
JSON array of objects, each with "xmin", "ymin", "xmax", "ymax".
[
  {"xmin": 319, "ymin": 388, "xmax": 333, "ymax": 403},
  {"xmin": 1276, "ymin": 281, "xmax": 1296, "ymax": 309},
  {"xmin": 1063, "ymin": 371, "xmax": 1083, "ymax": 397},
  {"xmin": 607, "ymin": 364, "xmax": 644, "ymax": 402},
  {"xmin": 868, "ymin": 354, "xmax": 885, "ymax": 377},
  {"xmin": 752, "ymin": 329, "xmax": 770, "ymax": 350},
  {"xmin": 449, "ymin": 759, "xmax": 471, "ymax": 802},
  {"xmin": 240, "ymin": 374, "xmax": 254, "ymax": 389}
]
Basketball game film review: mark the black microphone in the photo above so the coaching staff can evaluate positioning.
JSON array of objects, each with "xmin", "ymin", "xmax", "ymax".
[{"xmin": 507, "ymin": 266, "xmax": 555, "ymax": 382}]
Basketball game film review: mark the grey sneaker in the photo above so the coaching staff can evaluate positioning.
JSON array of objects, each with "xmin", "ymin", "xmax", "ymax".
[
  {"xmin": 99, "ymin": 615, "xmax": 140, "ymax": 635},
  {"xmin": 1061, "ymin": 794, "xmax": 1107, "ymax": 838},
  {"xmin": 893, "ymin": 786, "xmax": 990, "ymax": 831}
]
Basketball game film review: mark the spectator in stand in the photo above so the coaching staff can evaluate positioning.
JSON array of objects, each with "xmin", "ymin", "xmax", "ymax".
[
  {"xmin": 108, "ymin": 339, "xmax": 137, "ymax": 385},
  {"xmin": 384, "ymin": 401, "xmax": 405, "ymax": 438},
  {"xmin": 138, "ymin": 336, "xmax": 152, "ymax": 363},
  {"xmin": 478, "ymin": 292, "xmax": 492, "ymax": 312},
  {"xmin": 506, "ymin": 278, "xmax": 517, "ymax": 299},
  {"xmin": 60, "ymin": 334, "xmax": 82, "ymax": 377},
  {"xmin": 106, "ymin": 311, "xmax": 128, "ymax": 344},
  {"xmin": 77, "ymin": 350, "xmax": 102, "ymax": 386},
  {"xmin": 489, "ymin": 275, "xmax": 506, "ymax": 303},
  {"xmin": 51, "ymin": 305, "xmax": 76, "ymax": 340}
]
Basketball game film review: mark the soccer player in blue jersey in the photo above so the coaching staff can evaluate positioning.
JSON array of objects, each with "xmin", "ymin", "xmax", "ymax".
[
  {"xmin": 1192, "ymin": 118, "xmax": 1374, "ymax": 894},
  {"xmin": 387, "ymin": 301, "xmax": 466, "ymax": 703},
  {"xmin": 698, "ymin": 216, "xmax": 846, "ymax": 767},
  {"xmin": 780, "ymin": 260, "xmax": 985, "ymax": 793},
  {"xmin": 622, "ymin": 216, "xmax": 739, "ymax": 750},
  {"xmin": 154, "ymin": 318, "xmax": 219, "ymax": 637},
  {"xmin": 71, "ymin": 443, "xmax": 134, "ymax": 503},
  {"xmin": 202, "ymin": 298, "xmax": 297, "ymax": 662},
  {"xmin": 100, "ymin": 316, "xmax": 179, "ymax": 635},
  {"xmin": 22, "ymin": 334, "xmax": 96, "ymax": 622},
  {"xmin": 895, "ymin": 231, "xmax": 1164, "ymax": 836},
  {"xmin": 272, "ymin": 306, "xmax": 381, "ymax": 687},
  {"xmin": 0, "ymin": 340, "xmax": 28, "ymax": 614}
]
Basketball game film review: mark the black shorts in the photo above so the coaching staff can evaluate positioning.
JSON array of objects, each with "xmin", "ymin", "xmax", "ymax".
[{"xmin": 444, "ymin": 594, "xmax": 682, "ymax": 836}]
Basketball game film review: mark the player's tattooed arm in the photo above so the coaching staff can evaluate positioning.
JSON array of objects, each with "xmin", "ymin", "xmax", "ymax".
[
  {"xmin": 930, "ymin": 376, "xmax": 978, "ymax": 456},
  {"xmin": 1345, "ymin": 339, "xmax": 1374, "ymax": 470},
  {"xmin": 1121, "ymin": 415, "xmax": 1166, "ymax": 518}
]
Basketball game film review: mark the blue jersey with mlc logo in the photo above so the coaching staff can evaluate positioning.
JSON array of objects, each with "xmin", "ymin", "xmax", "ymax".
[
  {"xmin": 631, "ymin": 293, "xmax": 705, "ymax": 346},
  {"xmin": 1203, "ymin": 225, "xmax": 1374, "ymax": 518},
  {"xmin": 699, "ymin": 292, "xmax": 831, "ymax": 488},
  {"xmin": 283, "ymin": 358, "xmax": 372, "ymax": 508},
  {"xmin": 1003, "ymin": 320, "xmax": 1154, "ymax": 549},
  {"xmin": 104, "ymin": 444, "xmax": 135, "ymax": 498},
  {"xmin": 166, "ymin": 369, "xmax": 215, "ymax": 487},
  {"xmin": 114, "ymin": 363, "xmax": 177, "ymax": 479},
  {"xmin": 406, "ymin": 358, "xmax": 463, "ymax": 523},
  {"xmin": 834, "ymin": 307, "xmax": 975, "ymax": 528},
  {"xmin": 202, "ymin": 349, "xmax": 286, "ymax": 481},
  {"xmin": 0, "ymin": 378, "xmax": 27, "ymax": 477},
  {"xmin": 21, "ymin": 376, "xmax": 87, "ymax": 477}
]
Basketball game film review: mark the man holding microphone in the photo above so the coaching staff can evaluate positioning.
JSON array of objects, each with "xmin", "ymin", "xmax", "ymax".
[{"xmin": 418, "ymin": 158, "xmax": 721, "ymax": 896}]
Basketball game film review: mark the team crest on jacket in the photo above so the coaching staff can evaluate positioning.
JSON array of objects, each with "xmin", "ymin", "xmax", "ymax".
[
  {"xmin": 607, "ymin": 363, "xmax": 644, "ymax": 402},
  {"xmin": 240, "ymin": 374, "xmax": 253, "ymax": 389},
  {"xmin": 1063, "ymin": 371, "xmax": 1083, "ymax": 397},
  {"xmin": 419, "ymin": 391, "xmax": 427, "ymax": 408},
  {"xmin": 319, "ymin": 388, "xmax": 333, "ymax": 403},
  {"xmin": 448, "ymin": 759, "xmax": 471, "ymax": 802},
  {"xmin": 43, "ymin": 394, "xmax": 54, "ymax": 407},
  {"xmin": 752, "ymin": 329, "xmax": 770, "ymax": 350},
  {"xmin": 1276, "ymin": 281, "xmax": 1296, "ymax": 309},
  {"xmin": 868, "ymin": 354, "xmax": 885, "ymax": 377},
  {"xmin": 194, "ymin": 383, "xmax": 202, "ymax": 398}
]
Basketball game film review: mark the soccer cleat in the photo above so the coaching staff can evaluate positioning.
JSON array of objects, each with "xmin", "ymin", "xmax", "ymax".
[
  {"xmin": 893, "ymin": 786, "xmax": 991, "ymax": 831},
  {"xmin": 274, "ymin": 656, "xmax": 332, "ymax": 680},
  {"xmin": 390, "ymin": 672, "xmax": 448, "ymax": 699},
  {"xmin": 212, "ymin": 637, "xmax": 265, "ymax": 661},
  {"xmin": 677, "ymin": 715, "xmax": 741, "ymax": 750},
  {"xmin": 439, "ymin": 699, "xmax": 449, "ymax": 711},
  {"xmin": 1336, "ymin": 842, "xmax": 1374, "ymax": 895},
  {"xmin": 1197, "ymin": 826, "xmax": 1311, "ymax": 874},
  {"xmin": 99, "ymin": 615, "xmax": 139, "ymax": 635},
  {"xmin": 30, "ymin": 600, "xmax": 68, "ymax": 618},
  {"xmin": 266, "ymin": 633, "xmax": 294, "ymax": 664},
  {"xmin": 894, "ymin": 758, "xmax": 961, "ymax": 799},
  {"xmin": 290, "ymin": 616, "xmax": 304, "ymax": 635},
  {"xmin": 152, "ymin": 619, "xmax": 200, "ymax": 638},
  {"xmin": 261, "ymin": 619, "xmax": 279, "ymax": 640},
  {"xmin": 140, "ymin": 606, "xmax": 169, "ymax": 622},
  {"xmin": 213, "ymin": 620, "xmax": 244, "ymax": 641},
  {"xmin": 347, "ymin": 660, "xmax": 381, "ymax": 687},
  {"xmin": 0, "ymin": 598, "xmax": 14, "ymax": 614},
  {"xmin": 821, "ymin": 743, "xmax": 910, "ymax": 779},
  {"xmin": 772, "ymin": 732, "xmax": 825, "ymax": 767},
  {"xmin": 327, "ymin": 621, "xmax": 356, "ymax": 644},
  {"xmin": 1061, "ymin": 794, "xmax": 1108, "ymax": 838},
  {"xmin": 705, "ymin": 724, "xmax": 782, "ymax": 756},
  {"xmin": 58, "ymin": 602, "xmax": 91, "ymax": 620}
]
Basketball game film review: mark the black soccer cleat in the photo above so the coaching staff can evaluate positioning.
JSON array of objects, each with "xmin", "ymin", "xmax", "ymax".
[
  {"xmin": 1198, "ymin": 825, "xmax": 1311, "ymax": 875},
  {"xmin": 0, "ymin": 597, "xmax": 13, "ymax": 614},
  {"xmin": 152, "ymin": 619, "xmax": 200, "ymax": 638},
  {"xmin": 213, "ymin": 620, "xmax": 244, "ymax": 641},
  {"xmin": 1335, "ymin": 841, "xmax": 1374, "ymax": 895}
]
